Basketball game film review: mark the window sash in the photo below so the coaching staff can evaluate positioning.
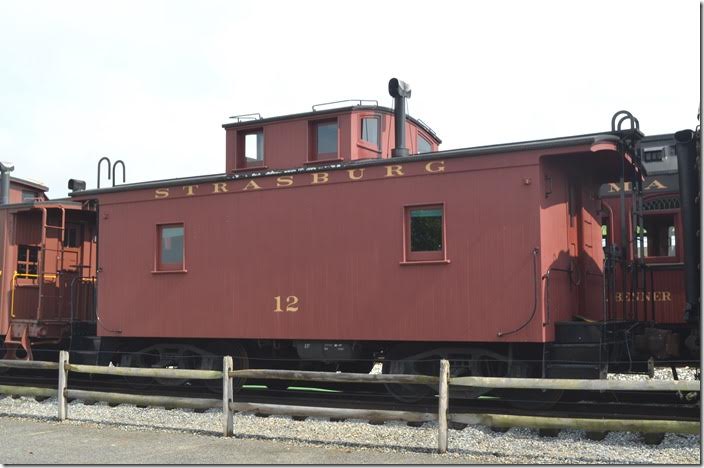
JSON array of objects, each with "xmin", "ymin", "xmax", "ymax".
[
  {"xmin": 404, "ymin": 204, "xmax": 447, "ymax": 262},
  {"xmin": 361, "ymin": 117, "xmax": 379, "ymax": 148},
  {"xmin": 317, "ymin": 122, "xmax": 338, "ymax": 156},
  {"xmin": 157, "ymin": 224, "xmax": 185, "ymax": 270}
]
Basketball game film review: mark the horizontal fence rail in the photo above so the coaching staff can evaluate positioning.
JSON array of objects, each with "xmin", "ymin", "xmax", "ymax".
[
  {"xmin": 450, "ymin": 375, "xmax": 701, "ymax": 392},
  {"xmin": 230, "ymin": 401, "xmax": 437, "ymax": 423},
  {"xmin": 0, "ymin": 359, "xmax": 59, "ymax": 370},
  {"xmin": 0, "ymin": 385, "xmax": 57, "ymax": 399},
  {"xmin": 229, "ymin": 369, "xmax": 439, "ymax": 385},
  {"xmin": 449, "ymin": 413, "xmax": 700, "ymax": 435},
  {"xmin": 0, "ymin": 353, "xmax": 700, "ymax": 454},
  {"xmin": 66, "ymin": 363, "xmax": 222, "ymax": 380},
  {"xmin": 66, "ymin": 389, "xmax": 221, "ymax": 410}
]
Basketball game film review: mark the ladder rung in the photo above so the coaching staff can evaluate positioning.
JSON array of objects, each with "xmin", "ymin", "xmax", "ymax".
[{"xmin": 44, "ymin": 225, "xmax": 64, "ymax": 230}]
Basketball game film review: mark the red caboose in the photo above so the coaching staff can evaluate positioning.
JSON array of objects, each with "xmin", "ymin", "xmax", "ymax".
[{"xmin": 65, "ymin": 81, "xmax": 645, "ymax": 391}]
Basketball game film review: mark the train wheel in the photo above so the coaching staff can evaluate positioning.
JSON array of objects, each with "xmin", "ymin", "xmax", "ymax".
[
  {"xmin": 118, "ymin": 348, "xmax": 152, "ymax": 389},
  {"xmin": 382, "ymin": 346, "xmax": 509, "ymax": 402},
  {"xmin": 122, "ymin": 344, "xmax": 210, "ymax": 387},
  {"xmin": 382, "ymin": 353, "xmax": 436, "ymax": 402}
]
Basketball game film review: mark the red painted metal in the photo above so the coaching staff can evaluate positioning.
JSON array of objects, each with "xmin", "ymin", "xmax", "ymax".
[{"xmin": 86, "ymin": 140, "xmax": 629, "ymax": 344}]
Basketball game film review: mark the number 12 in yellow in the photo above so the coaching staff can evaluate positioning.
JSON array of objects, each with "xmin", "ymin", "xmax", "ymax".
[{"xmin": 274, "ymin": 295, "xmax": 299, "ymax": 312}]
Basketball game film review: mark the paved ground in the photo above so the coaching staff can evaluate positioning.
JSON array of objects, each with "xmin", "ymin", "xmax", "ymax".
[{"xmin": 0, "ymin": 416, "xmax": 457, "ymax": 464}]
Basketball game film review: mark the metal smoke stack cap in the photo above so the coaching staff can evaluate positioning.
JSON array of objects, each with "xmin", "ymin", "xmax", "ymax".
[
  {"xmin": 389, "ymin": 78, "xmax": 411, "ymax": 158},
  {"xmin": 0, "ymin": 161, "xmax": 15, "ymax": 205}
]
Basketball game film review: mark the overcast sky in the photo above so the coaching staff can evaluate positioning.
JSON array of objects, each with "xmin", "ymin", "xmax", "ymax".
[{"xmin": 0, "ymin": 0, "xmax": 699, "ymax": 198}]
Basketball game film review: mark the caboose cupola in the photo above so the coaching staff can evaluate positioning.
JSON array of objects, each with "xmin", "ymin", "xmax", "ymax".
[{"xmin": 222, "ymin": 91, "xmax": 440, "ymax": 174}]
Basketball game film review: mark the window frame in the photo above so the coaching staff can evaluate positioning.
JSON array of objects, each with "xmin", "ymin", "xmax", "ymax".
[
  {"xmin": 358, "ymin": 114, "xmax": 381, "ymax": 154},
  {"xmin": 637, "ymin": 208, "xmax": 682, "ymax": 264},
  {"xmin": 401, "ymin": 203, "xmax": 450, "ymax": 265},
  {"xmin": 21, "ymin": 190, "xmax": 38, "ymax": 202},
  {"xmin": 64, "ymin": 223, "xmax": 83, "ymax": 249},
  {"xmin": 17, "ymin": 245, "xmax": 40, "ymax": 277},
  {"xmin": 236, "ymin": 128, "xmax": 267, "ymax": 170},
  {"xmin": 416, "ymin": 133, "xmax": 433, "ymax": 154},
  {"xmin": 309, "ymin": 118, "xmax": 340, "ymax": 162},
  {"xmin": 154, "ymin": 223, "xmax": 187, "ymax": 273}
]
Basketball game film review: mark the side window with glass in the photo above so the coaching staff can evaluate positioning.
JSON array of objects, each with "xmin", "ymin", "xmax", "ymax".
[
  {"xmin": 360, "ymin": 116, "xmax": 380, "ymax": 149},
  {"xmin": 417, "ymin": 134, "xmax": 432, "ymax": 154},
  {"xmin": 157, "ymin": 224, "xmax": 185, "ymax": 271},
  {"xmin": 404, "ymin": 205, "xmax": 447, "ymax": 262},
  {"xmin": 315, "ymin": 120, "xmax": 338, "ymax": 160}
]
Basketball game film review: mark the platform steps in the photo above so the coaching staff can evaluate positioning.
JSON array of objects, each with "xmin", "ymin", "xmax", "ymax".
[{"xmin": 545, "ymin": 321, "xmax": 608, "ymax": 379}]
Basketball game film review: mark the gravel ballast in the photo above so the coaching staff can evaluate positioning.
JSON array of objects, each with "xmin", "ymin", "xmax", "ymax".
[{"xmin": 0, "ymin": 367, "xmax": 700, "ymax": 464}]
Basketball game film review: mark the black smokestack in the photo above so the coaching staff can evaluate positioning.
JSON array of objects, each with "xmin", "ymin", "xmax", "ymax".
[
  {"xmin": 0, "ymin": 162, "xmax": 14, "ymax": 205},
  {"xmin": 674, "ymin": 129, "xmax": 700, "ymax": 322},
  {"xmin": 388, "ymin": 78, "xmax": 411, "ymax": 158}
]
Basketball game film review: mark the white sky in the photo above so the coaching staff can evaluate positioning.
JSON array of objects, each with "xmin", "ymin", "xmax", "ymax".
[{"xmin": 0, "ymin": 0, "xmax": 700, "ymax": 198}]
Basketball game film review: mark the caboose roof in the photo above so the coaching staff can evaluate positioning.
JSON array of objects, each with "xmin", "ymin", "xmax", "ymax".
[{"xmin": 72, "ymin": 129, "xmax": 641, "ymax": 197}]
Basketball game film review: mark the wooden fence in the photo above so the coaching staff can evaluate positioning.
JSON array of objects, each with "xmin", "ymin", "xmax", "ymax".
[{"xmin": 0, "ymin": 353, "xmax": 700, "ymax": 454}]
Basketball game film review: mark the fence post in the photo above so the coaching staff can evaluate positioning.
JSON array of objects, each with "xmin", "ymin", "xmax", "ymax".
[
  {"xmin": 438, "ymin": 358, "xmax": 449, "ymax": 454},
  {"xmin": 58, "ymin": 350, "xmax": 69, "ymax": 421},
  {"xmin": 223, "ymin": 356, "xmax": 234, "ymax": 437}
]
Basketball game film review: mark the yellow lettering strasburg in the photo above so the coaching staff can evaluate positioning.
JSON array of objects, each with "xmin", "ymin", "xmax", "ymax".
[
  {"xmin": 425, "ymin": 161, "xmax": 445, "ymax": 173},
  {"xmin": 182, "ymin": 185, "xmax": 199, "ymax": 196},
  {"xmin": 312, "ymin": 172, "xmax": 329, "ymax": 184},
  {"xmin": 155, "ymin": 188, "xmax": 170, "ymax": 199},
  {"xmin": 348, "ymin": 168, "xmax": 365, "ymax": 180},
  {"xmin": 385, "ymin": 165, "xmax": 404, "ymax": 177},
  {"xmin": 212, "ymin": 183, "xmax": 229, "ymax": 193},
  {"xmin": 242, "ymin": 180, "xmax": 262, "ymax": 191},
  {"xmin": 276, "ymin": 176, "xmax": 294, "ymax": 187}
]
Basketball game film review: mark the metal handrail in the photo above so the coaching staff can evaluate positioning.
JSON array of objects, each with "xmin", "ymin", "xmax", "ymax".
[
  {"xmin": 312, "ymin": 99, "xmax": 378, "ymax": 111},
  {"xmin": 227, "ymin": 113, "xmax": 262, "ymax": 122}
]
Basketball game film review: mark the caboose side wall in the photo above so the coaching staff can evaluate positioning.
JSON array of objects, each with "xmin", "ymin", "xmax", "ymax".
[
  {"xmin": 87, "ymin": 141, "xmax": 628, "ymax": 345},
  {"xmin": 91, "ymin": 151, "xmax": 564, "ymax": 343}
]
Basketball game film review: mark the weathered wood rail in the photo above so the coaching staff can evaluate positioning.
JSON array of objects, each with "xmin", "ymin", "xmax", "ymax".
[{"xmin": 0, "ymin": 355, "xmax": 700, "ymax": 454}]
